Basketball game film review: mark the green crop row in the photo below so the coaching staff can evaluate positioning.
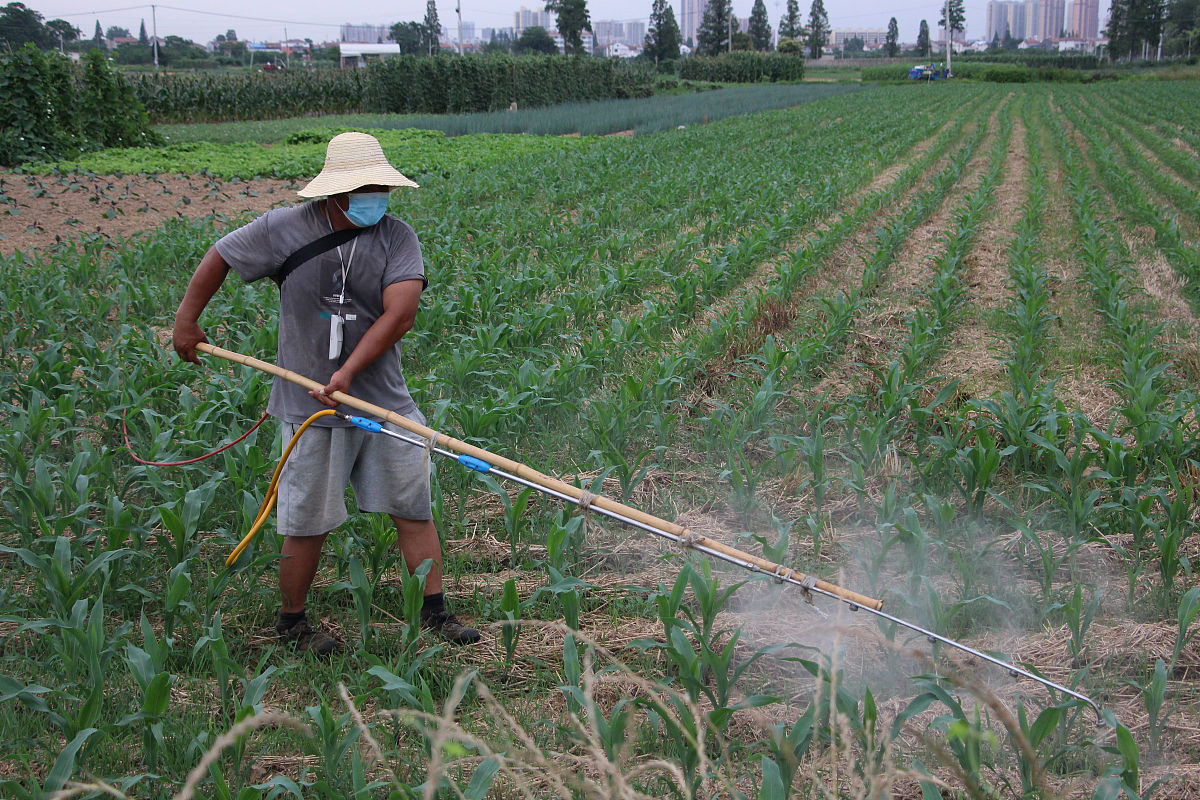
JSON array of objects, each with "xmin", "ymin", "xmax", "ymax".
[
  {"xmin": 0, "ymin": 45, "xmax": 159, "ymax": 166},
  {"xmin": 131, "ymin": 54, "xmax": 657, "ymax": 124},
  {"xmin": 675, "ymin": 52, "xmax": 805, "ymax": 83},
  {"xmin": 21, "ymin": 127, "xmax": 594, "ymax": 181}
]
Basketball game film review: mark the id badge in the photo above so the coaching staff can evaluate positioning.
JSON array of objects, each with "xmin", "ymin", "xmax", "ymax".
[{"xmin": 328, "ymin": 314, "xmax": 344, "ymax": 360}]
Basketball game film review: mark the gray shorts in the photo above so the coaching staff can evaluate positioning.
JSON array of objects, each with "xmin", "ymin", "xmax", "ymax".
[{"xmin": 276, "ymin": 410, "xmax": 432, "ymax": 536}]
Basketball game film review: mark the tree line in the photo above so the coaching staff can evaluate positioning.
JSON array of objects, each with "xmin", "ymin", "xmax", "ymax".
[
  {"xmin": 1107, "ymin": 0, "xmax": 1200, "ymax": 59},
  {"xmin": 16, "ymin": 0, "xmax": 1197, "ymax": 70}
]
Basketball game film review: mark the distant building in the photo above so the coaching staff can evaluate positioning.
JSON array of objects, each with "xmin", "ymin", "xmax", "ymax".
[
  {"xmin": 341, "ymin": 23, "xmax": 390, "ymax": 43},
  {"xmin": 514, "ymin": 6, "xmax": 554, "ymax": 33},
  {"xmin": 831, "ymin": 28, "xmax": 887, "ymax": 47},
  {"xmin": 600, "ymin": 41, "xmax": 639, "ymax": 57},
  {"xmin": 441, "ymin": 21, "xmax": 476, "ymax": 44},
  {"xmin": 986, "ymin": 1, "xmax": 1028, "ymax": 40},
  {"xmin": 679, "ymin": 0, "xmax": 702, "ymax": 47},
  {"xmin": 549, "ymin": 30, "xmax": 594, "ymax": 52},
  {"xmin": 1032, "ymin": 0, "xmax": 1066, "ymax": 40},
  {"xmin": 593, "ymin": 20, "xmax": 647, "ymax": 46},
  {"xmin": 991, "ymin": 0, "xmax": 1070, "ymax": 41},
  {"xmin": 339, "ymin": 42, "xmax": 401, "ymax": 67},
  {"xmin": 1065, "ymin": 0, "xmax": 1100, "ymax": 39}
]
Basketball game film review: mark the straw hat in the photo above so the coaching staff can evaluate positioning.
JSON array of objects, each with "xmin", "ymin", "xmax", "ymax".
[{"xmin": 297, "ymin": 132, "xmax": 419, "ymax": 198}]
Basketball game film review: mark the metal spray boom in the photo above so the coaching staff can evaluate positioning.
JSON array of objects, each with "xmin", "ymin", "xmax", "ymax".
[{"xmin": 195, "ymin": 342, "xmax": 1104, "ymax": 719}]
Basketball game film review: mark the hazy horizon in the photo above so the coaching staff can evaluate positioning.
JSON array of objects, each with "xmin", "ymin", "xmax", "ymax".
[{"xmin": 27, "ymin": 0, "xmax": 1003, "ymax": 50}]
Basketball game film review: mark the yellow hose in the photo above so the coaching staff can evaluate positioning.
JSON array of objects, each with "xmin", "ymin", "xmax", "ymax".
[{"xmin": 225, "ymin": 408, "xmax": 336, "ymax": 566}]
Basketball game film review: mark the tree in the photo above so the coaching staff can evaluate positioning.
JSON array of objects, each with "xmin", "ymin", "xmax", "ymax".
[
  {"xmin": 483, "ymin": 29, "xmax": 513, "ymax": 52},
  {"xmin": 778, "ymin": 37, "xmax": 803, "ymax": 53},
  {"xmin": 1165, "ymin": 0, "xmax": 1199, "ymax": 55},
  {"xmin": 748, "ymin": 0, "xmax": 773, "ymax": 49},
  {"xmin": 1108, "ymin": 0, "xmax": 1166, "ymax": 59},
  {"xmin": 885, "ymin": 16, "xmax": 899, "ymax": 56},
  {"xmin": 844, "ymin": 35, "xmax": 864, "ymax": 53},
  {"xmin": 916, "ymin": 19, "xmax": 931, "ymax": 56},
  {"xmin": 807, "ymin": 0, "xmax": 829, "ymax": 57},
  {"xmin": 779, "ymin": 0, "xmax": 802, "ymax": 39},
  {"xmin": 423, "ymin": 0, "xmax": 440, "ymax": 55},
  {"xmin": 92, "ymin": 20, "xmax": 104, "ymax": 48},
  {"xmin": 45, "ymin": 19, "xmax": 80, "ymax": 47},
  {"xmin": 514, "ymin": 25, "xmax": 558, "ymax": 53},
  {"xmin": 1002, "ymin": 25, "xmax": 1019, "ymax": 49},
  {"xmin": 545, "ymin": 0, "xmax": 592, "ymax": 56},
  {"xmin": 697, "ymin": 0, "xmax": 733, "ymax": 54},
  {"xmin": 0, "ymin": 2, "xmax": 50, "ymax": 48},
  {"xmin": 644, "ymin": 0, "xmax": 682, "ymax": 61},
  {"xmin": 138, "ymin": 19, "xmax": 148, "ymax": 45},
  {"xmin": 939, "ymin": 0, "xmax": 966, "ymax": 44},
  {"xmin": 390, "ymin": 21, "xmax": 426, "ymax": 54},
  {"xmin": 1107, "ymin": 0, "xmax": 1167, "ymax": 59},
  {"xmin": 105, "ymin": 26, "xmax": 130, "ymax": 40}
]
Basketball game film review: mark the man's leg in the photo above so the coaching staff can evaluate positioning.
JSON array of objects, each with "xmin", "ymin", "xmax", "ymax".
[
  {"xmin": 391, "ymin": 515, "xmax": 478, "ymax": 644},
  {"xmin": 280, "ymin": 532, "xmax": 329, "ymax": 613},
  {"xmin": 276, "ymin": 532, "xmax": 338, "ymax": 655}
]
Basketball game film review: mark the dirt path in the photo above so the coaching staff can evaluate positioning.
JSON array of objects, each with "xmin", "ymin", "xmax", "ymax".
[
  {"xmin": 1034, "ymin": 100, "xmax": 1125, "ymax": 427},
  {"xmin": 0, "ymin": 172, "xmax": 297, "ymax": 256},
  {"xmin": 927, "ymin": 116, "xmax": 1029, "ymax": 401}
]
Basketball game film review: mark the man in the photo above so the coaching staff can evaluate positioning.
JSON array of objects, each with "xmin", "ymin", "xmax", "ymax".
[{"xmin": 173, "ymin": 132, "xmax": 480, "ymax": 654}]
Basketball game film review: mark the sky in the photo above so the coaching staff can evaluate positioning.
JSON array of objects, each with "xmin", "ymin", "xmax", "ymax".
[{"xmin": 27, "ymin": 0, "xmax": 992, "ymax": 47}]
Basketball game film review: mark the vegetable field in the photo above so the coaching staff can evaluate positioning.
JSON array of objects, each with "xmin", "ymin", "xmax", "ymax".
[{"xmin": 2, "ymin": 82, "xmax": 1199, "ymax": 798}]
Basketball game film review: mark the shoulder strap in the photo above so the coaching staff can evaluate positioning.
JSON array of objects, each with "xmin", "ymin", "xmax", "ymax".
[{"xmin": 273, "ymin": 227, "xmax": 364, "ymax": 286}]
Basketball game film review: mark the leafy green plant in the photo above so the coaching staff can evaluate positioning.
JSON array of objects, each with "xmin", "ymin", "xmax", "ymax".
[{"xmin": 500, "ymin": 577, "xmax": 521, "ymax": 668}]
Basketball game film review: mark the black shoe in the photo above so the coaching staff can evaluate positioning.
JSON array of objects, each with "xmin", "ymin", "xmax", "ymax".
[
  {"xmin": 276, "ymin": 615, "xmax": 339, "ymax": 656},
  {"xmin": 421, "ymin": 609, "xmax": 481, "ymax": 645}
]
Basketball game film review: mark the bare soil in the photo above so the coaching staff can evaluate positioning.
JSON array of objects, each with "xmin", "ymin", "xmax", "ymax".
[{"xmin": 0, "ymin": 171, "xmax": 297, "ymax": 256}]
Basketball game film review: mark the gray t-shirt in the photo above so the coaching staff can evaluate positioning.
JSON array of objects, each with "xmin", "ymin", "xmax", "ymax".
[{"xmin": 214, "ymin": 201, "xmax": 425, "ymax": 426}]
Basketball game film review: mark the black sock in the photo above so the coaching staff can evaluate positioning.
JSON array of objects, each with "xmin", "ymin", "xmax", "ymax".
[
  {"xmin": 421, "ymin": 592, "xmax": 445, "ymax": 617},
  {"xmin": 278, "ymin": 609, "xmax": 307, "ymax": 629}
]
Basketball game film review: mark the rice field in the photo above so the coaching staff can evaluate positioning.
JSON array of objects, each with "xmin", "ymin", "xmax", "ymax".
[{"xmin": 1, "ymin": 81, "xmax": 1199, "ymax": 798}]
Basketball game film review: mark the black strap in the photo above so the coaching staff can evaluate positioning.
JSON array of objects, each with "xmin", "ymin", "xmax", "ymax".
[{"xmin": 272, "ymin": 227, "xmax": 364, "ymax": 286}]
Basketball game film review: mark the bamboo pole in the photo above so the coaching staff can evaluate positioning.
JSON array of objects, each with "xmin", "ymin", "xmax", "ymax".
[{"xmin": 196, "ymin": 342, "xmax": 883, "ymax": 611}]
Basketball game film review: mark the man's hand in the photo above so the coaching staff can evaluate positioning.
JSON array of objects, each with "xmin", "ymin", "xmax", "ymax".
[
  {"xmin": 311, "ymin": 368, "xmax": 352, "ymax": 408},
  {"xmin": 173, "ymin": 319, "xmax": 208, "ymax": 364}
]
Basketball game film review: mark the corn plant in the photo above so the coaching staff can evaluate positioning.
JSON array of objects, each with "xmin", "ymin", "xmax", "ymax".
[
  {"xmin": 334, "ymin": 554, "xmax": 374, "ymax": 648},
  {"xmin": 1172, "ymin": 587, "xmax": 1200, "ymax": 676}
]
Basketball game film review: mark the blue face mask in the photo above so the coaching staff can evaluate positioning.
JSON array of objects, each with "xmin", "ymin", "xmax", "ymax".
[{"xmin": 343, "ymin": 192, "xmax": 390, "ymax": 227}]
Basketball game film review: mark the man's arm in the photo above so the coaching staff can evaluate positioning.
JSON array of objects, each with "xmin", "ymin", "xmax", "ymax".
[
  {"xmin": 173, "ymin": 246, "xmax": 232, "ymax": 363},
  {"xmin": 310, "ymin": 278, "xmax": 424, "ymax": 407}
]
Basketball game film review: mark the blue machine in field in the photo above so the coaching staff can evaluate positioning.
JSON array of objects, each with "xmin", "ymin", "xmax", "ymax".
[{"xmin": 909, "ymin": 63, "xmax": 950, "ymax": 80}]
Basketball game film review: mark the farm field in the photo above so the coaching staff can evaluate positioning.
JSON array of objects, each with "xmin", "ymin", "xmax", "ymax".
[{"xmin": 1, "ymin": 81, "xmax": 1199, "ymax": 798}]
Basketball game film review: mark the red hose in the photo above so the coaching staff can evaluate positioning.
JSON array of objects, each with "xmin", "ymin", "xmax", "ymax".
[{"xmin": 122, "ymin": 408, "xmax": 271, "ymax": 467}]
